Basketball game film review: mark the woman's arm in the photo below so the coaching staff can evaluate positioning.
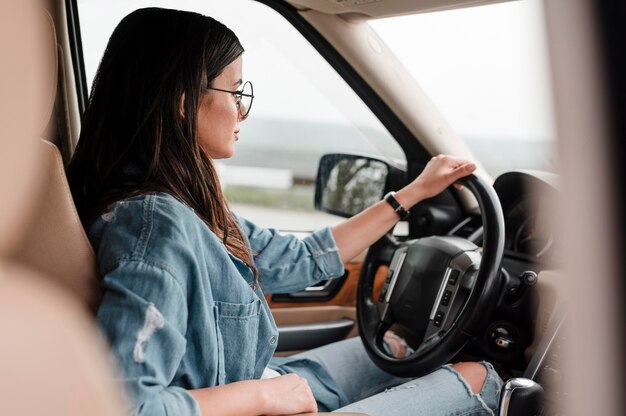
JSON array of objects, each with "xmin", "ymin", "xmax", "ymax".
[
  {"xmin": 235, "ymin": 216, "xmax": 346, "ymax": 294},
  {"xmin": 190, "ymin": 374, "xmax": 317, "ymax": 416},
  {"xmin": 332, "ymin": 155, "xmax": 476, "ymax": 262}
]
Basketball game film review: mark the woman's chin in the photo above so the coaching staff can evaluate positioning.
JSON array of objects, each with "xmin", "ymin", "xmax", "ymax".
[
  {"xmin": 222, "ymin": 147, "xmax": 236, "ymax": 159},
  {"xmin": 203, "ymin": 147, "xmax": 235, "ymax": 160}
]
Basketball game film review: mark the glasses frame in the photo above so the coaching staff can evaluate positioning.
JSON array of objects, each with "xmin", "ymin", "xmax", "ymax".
[{"xmin": 206, "ymin": 80, "xmax": 254, "ymax": 117}]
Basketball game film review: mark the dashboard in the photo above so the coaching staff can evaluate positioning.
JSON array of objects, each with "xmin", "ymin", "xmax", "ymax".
[
  {"xmin": 494, "ymin": 171, "xmax": 560, "ymax": 264},
  {"xmin": 448, "ymin": 171, "xmax": 563, "ymax": 384},
  {"xmin": 490, "ymin": 172, "xmax": 568, "ymax": 415}
]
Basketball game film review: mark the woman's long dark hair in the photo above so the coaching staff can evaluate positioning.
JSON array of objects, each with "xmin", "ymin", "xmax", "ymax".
[{"xmin": 68, "ymin": 8, "xmax": 258, "ymax": 283}]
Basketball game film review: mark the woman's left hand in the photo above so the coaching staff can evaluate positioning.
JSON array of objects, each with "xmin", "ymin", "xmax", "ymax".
[{"xmin": 408, "ymin": 154, "xmax": 476, "ymax": 201}]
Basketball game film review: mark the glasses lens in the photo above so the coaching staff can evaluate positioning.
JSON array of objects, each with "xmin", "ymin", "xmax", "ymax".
[{"xmin": 240, "ymin": 81, "xmax": 253, "ymax": 116}]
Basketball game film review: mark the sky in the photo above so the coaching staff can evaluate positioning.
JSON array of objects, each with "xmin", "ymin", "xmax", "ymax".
[{"xmin": 370, "ymin": 0, "xmax": 555, "ymax": 142}]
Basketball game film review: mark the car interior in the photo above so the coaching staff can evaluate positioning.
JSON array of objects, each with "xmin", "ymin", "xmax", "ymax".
[{"xmin": 1, "ymin": 0, "xmax": 624, "ymax": 415}]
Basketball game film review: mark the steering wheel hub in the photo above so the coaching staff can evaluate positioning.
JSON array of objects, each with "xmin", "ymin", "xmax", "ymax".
[{"xmin": 379, "ymin": 237, "xmax": 480, "ymax": 340}]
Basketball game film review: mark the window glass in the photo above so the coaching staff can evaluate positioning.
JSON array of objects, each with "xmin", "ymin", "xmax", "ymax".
[
  {"xmin": 77, "ymin": 0, "xmax": 404, "ymax": 231},
  {"xmin": 370, "ymin": 0, "xmax": 556, "ymax": 177}
]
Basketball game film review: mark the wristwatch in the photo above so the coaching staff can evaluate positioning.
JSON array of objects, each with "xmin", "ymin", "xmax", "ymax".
[{"xmin": 383, "ymin": 191, "xmax": 410, "ymax": 220}]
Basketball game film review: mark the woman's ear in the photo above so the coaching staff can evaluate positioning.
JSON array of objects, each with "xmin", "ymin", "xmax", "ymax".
[{"xmin": 179, "ymin": 93, "xmax": 185, "ymax": 119}]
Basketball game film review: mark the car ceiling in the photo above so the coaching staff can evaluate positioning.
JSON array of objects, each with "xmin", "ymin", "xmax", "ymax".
[{"xmin": 285, "ymin": 0, "xmax": 512, "ymax": 19}]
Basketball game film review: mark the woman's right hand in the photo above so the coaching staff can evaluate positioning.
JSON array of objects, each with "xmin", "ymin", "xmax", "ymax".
[{"xmin": 260, "ymin": 374, "xmax": 318, "ymax": 415}]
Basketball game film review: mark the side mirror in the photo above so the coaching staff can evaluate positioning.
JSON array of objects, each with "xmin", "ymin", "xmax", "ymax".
[{"xmin": 314, "ymin": 154, "xmax": 406, "ymax": 218}]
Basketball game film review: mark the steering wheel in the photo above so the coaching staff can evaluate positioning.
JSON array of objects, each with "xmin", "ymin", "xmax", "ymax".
[{"xmin": 357, "ymin": 174, "xmax": 505, "ymax": 377}]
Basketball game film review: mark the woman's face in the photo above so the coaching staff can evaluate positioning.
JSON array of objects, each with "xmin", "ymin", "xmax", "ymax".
[{"xmin": 197, "ymin": 56, "xmax": 246, "ymax": 159}]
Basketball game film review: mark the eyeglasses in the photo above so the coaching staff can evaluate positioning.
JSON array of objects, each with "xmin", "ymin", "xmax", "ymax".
[{"xmin": 206, "ymin": 80, "xmax": 254, "ymax": 117}]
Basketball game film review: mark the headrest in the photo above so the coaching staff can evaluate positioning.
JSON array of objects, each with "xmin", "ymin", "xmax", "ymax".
[
  {"xmin": 0, "ymin": 4, "xmax": 57, "ymax": 255},
  {"xmin": 39, "ymin": 10, "xmax": 59, "ymax": 134}
]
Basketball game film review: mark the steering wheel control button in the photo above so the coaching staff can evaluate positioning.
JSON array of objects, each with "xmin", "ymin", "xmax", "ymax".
[
  {"xmin": 448, "ymin": 270, "xmax": 460, "ymax": 285},
  {"xmin": 441, "ymin": 290, "xmax": 452, "ymax": 306},
  {"xmin": 434, "ymin": 311, "xmax": 445, "ymax": 327},
  {"xmin": 430, "ymin": 268, "xmax": 453, "ymax": 320},
  {"xmin": 384, "ymin": 251, "xmax": 407, "ymax": 303},
  {"xmin": 378, "ymin": 290, "xmax": 386, "ymax": 303}
]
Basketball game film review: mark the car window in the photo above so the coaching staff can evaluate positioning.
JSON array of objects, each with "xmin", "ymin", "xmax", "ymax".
[
  {"xmin": 77, "ymin": 0, "xmax": 405, "ymax": 232},
  {"xmin": 370, "ymin": 0, "xmax": 555, "ymax": 178}
]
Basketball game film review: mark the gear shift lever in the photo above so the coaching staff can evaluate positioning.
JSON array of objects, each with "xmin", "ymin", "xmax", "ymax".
[{"xmin": 498, "ymin": 378, "xmax": 543, "ymax": 416}]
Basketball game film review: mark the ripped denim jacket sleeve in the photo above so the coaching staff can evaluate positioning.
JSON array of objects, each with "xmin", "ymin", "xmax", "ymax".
[
  {"xmin": 97, "ymin": 261, "xmax": 200, "ymax": 416},
  {"xmin": 91, "ymin": 195, "xmax": 208, "ymax": 416}
]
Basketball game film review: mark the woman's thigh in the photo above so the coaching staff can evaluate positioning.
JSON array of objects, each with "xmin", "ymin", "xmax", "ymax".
[
  {"xmin": 334, "ymin": 361, "xmax": 503, "ymax": 416},
  {"xmin": 290, "ymin": 336, "xmax": 410, "ymax": 403}
]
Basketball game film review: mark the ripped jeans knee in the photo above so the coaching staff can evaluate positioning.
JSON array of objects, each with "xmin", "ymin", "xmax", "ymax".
[
  {"xmin": 442, "ymin": 361, "xmax": 503, "ymax": 415},
  {"xmin": 451, "ymin": 361, "xmax": 489, "ymax": 394}
]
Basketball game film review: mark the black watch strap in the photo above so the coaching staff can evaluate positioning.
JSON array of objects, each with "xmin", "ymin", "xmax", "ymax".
[{"xmin": 383, "ymin": 191, "xmax": 410, "ymax": 220}]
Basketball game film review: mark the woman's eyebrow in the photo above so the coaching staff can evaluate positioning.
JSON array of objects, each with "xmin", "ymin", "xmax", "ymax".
[{"xmin": 233, "ymin": 79, "xmax": 243, "ymax": 87}]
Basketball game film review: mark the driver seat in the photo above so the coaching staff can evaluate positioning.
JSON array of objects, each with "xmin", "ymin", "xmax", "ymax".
[{"xmin": 2, "ymin": 7, "xmax": 366, "ymax": 416}]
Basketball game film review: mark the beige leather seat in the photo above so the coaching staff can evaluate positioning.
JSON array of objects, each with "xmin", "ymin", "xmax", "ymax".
[
  {"xmin": 13, "ymin": 139, "xmax": 101, "ymax": 311},
  {"xmin": 4, "ymin": 1, "xmax": 101, "ymax": 311},
  {"xmin": 0, "ymin": 3, "xmax": 124, "ymax": 415}
]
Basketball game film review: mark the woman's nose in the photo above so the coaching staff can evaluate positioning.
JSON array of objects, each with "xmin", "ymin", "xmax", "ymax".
[{"xmin": 238, "ymin": 105, "xmax": 249, "ymax": 121}]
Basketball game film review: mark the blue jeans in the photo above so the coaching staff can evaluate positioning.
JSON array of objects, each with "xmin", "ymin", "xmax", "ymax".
[{"xmin": 290, "ymin": 337, "xmax": 502, "ymax": 415}]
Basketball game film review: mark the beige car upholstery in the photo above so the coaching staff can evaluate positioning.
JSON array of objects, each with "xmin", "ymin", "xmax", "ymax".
[
  {"xmin": 0, "ymin": 7, "xmax": 47, "ymax": 256},
  {"xmin": 13, "ymin": 140, "xmax": 101, "ymax": 311},
  {"xmin": 6, "ymin": 5, "xmax": 100, "ymax": 311},
  {"xmin": 0, "ymin": 263, "xmax": 125, "ymax": 415},
  {"xmin": 0, "ymin": 3, "xmax": 124, "ymax": 415}
]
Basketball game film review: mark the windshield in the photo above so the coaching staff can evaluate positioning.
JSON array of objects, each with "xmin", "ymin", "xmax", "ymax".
[{"xmin": 369, "ymin": 0, "xmax": 556, "ymax": 177}]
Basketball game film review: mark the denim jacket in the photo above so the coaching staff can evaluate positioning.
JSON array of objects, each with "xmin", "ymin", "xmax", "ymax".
[{"xmin": 89, "ymin": 193, "xmax": 345, "ymax": 415}]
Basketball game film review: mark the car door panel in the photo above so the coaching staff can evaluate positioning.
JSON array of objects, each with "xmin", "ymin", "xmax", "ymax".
[{"xmin": 269, "ymin": 263, "xmax": 388, "ymax": 353}]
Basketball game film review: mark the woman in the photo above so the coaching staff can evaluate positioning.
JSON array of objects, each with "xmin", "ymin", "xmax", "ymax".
[{"xmin": 69, "ymin": 7, "xmax": 502, "ymax": 416}]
